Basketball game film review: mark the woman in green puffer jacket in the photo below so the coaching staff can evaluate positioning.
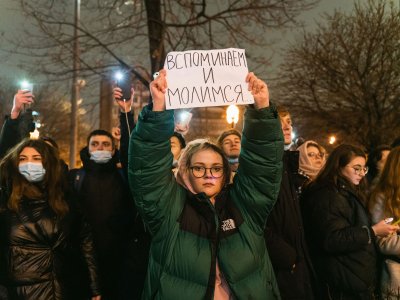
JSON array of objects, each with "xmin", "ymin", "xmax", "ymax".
[{"xmin": 128, "ymin": 69, "xmax": 284, "ymax": 300}]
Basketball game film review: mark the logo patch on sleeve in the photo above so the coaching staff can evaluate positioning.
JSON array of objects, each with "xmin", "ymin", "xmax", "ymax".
[{"xmin": 221, "ymin": 219, "xmax": 236, "ymax": 232}]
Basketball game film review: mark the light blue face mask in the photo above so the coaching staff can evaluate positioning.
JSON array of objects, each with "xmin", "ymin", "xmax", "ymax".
[
  {"xmin": 19, "ymin": 162, "xmax": 46, "ymax": 182},
  {"xmin": 90, "ymin": 150, "xmax": 113, "ymax": 164}
]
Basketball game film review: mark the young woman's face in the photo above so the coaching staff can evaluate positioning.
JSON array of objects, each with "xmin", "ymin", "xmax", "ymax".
[
  {"xmin": 19, "ymin": 147, "xmax": 42, "ymax": 165},
  {"xmin": 188, "ymin": 149, "xmax": 225, "ymax": 201},
  {"xmin": 307, "ymin": 145, "xmax": 324, "ymax": 168},
  {"xmin": 341, "ymin": 156, "xmax": 367, "ymax": 185}
]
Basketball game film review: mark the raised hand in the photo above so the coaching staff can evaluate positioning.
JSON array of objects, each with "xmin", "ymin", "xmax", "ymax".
[
  {"xmin": 150, "ymin": 69, "xmax": 167, "ymax": 111},
  {"xmin": 11, "ymin": 90, "xmax": 35, "ymax": 119},
  {"xmin": 246, "ymin": 72, "xmax": 269, "ymax": 109},
  {"xmin": 113, "ymin": 87, "xmax": 134, "ymax": 113}
]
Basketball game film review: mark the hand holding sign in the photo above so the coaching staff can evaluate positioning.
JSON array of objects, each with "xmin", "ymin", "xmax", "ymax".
[
  {"xmin": 246, "ymin": 72, "xmax": 269, "ymax": 109},
  {"xmin": 151, "ymin": 69, "xmax": 167, "ymax": 111}
]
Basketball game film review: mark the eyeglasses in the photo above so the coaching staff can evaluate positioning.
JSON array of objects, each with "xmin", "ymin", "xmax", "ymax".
[
  {"xmin": 307, "ymin": 152, "xmax": 324, "ymax": 159},
  {"xmin": 190, "ymin": 166, "xmax": 224, "ymax": 178},
  {"xmin": 348, "ymin": 165, "xmax": 369, "ymax": 175}
]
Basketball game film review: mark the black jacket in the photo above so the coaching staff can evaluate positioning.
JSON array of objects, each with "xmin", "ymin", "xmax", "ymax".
[
  {"xmin": 69, "ymin": 146, "xmax": 150, "ymax": 299},
  {"xmin": 0, "ymin": 191, "xmax": 100, "ymax": 300},
  {"xmin": 301, "ymin": 179, "xmax": 377, "ymax": 299},
  {"xmin": 264, "ymin": 150, "xmax": 315, "ymax": 299}
]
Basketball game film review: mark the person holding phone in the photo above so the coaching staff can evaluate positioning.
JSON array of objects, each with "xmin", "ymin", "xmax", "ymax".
[
  {"xmin": 369, "ymin": 147, "xmax": 400, "ymax": 299},
  {"xmin": 0, "ymin": 90, "xmax": 35, "ymax": 158},
  {"xmin": 128, "ymin": 69, "xmax": 284, "ymax": 299},
  {"xmin": 301, "ymin": 144, "xmax": 398, "ymax": 300}
]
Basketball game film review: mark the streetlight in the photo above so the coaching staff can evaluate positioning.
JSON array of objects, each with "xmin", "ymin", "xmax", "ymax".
[{"xmin": 226, "ymin": 104, "xmax": 239, "ymax": 128}]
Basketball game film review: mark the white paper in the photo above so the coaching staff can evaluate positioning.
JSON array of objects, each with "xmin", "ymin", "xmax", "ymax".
[{"xmin": 164, "ymin": 48, "xmax": 254, "ymax": 110}]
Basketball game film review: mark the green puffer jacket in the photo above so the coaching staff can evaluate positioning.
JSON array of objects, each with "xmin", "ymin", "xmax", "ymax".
[{"xmin": 128, "ymin": 104, "xmax": 284, "ymax": 300}]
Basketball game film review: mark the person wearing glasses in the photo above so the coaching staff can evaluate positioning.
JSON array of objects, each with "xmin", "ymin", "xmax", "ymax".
[
  {"xmin": 297, "ymin": 140, "xmax": 326, "ymax": 181},
  {"xmin": 301, "ymin": 144, "xmax": 398, "ymax": 300},
  {"xmin": 128, "ymin": 69, "xmax": 284, "ymax": 299},
  {"xmin": 368, "ymin": 147, "xmax": 400, "ymax": 299}
]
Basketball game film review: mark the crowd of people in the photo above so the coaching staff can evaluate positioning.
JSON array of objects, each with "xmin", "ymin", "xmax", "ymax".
[{"xmin": 0, "ymin": 68, "xmax": 400, "ymax": 300}]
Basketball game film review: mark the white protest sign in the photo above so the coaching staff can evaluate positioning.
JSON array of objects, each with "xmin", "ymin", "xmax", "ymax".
[{"xmin": 164, "ymin": 48, "xmax": 254, "ymax": 110}]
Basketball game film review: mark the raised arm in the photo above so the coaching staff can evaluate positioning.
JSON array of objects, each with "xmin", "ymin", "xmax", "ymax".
[
  {"xmin": 127, "ymin": 70, "xmax": 184, "ymax": 236},
  {"xmin": 0, "ymin": 91, "xmax": 35, "ymax": 158},
  {"xmin": 230, "ymin": 73, "xmax": 284, "ymax": 233},
  {"xmin": 113, "ymin": 86, "xmax": 135, "ymax": 171}
]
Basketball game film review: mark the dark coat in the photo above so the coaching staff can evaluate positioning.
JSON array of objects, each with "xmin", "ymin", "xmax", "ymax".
[
  {"xmin": 0, "ymin": 192, "xmax": 100, "ymax": 300},
  {"xmin": 69, "ymin": 146, "xmax": 150, "ymax": 299},
  {"xmin": 301, "ymin": 179, "xmax": 377, "ymax": 299},
  {"xmin": 264, "ymin": 150, "xmax": 315, "ymax": 300}
]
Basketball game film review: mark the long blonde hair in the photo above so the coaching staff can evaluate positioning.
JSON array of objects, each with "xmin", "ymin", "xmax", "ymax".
[
  {"xmin": 369, "ymin": 147, "xmax": 400, "ymax": 218},
  {"xmin": 0, "ymin": 139, "xmax": 69, "ymax": 216}
]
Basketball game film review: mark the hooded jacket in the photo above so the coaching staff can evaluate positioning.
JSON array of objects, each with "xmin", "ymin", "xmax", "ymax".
[{"xmin": 128, "ymin": 104, "xmax": 284, "ymax": 300}]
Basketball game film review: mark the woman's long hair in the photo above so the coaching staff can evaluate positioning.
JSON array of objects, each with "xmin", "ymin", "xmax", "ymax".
[
  {"xmin": 369, "ymin": 147, "xmax": 400, "ymax": 219},
  {"xmin": 0, "ymin": 138, "xmax": 69, "ymax": 216},
  {"xmin": 312, "ymin": 144, "xmax": 367, "ymax": 191}
]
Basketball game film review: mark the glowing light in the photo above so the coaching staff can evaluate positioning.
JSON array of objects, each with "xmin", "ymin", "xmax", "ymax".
[
  {"xmin": 179, "ymin": 111, "xmax": 191, "ymax": 124},
  {"xmin": 20, "ymin": 80, "xmax": 33, "ymax": 91},
  {"xmin": 291, "ymin": 131, "xmax": 296, "ymax": 140},
  {"xmin": 30, "ymin": 128, "xmax": 40, "ymax": 139},
  {"xmin": 329, "ymin": 135, "xmax": 336, "ymax": 145},
  {"xmin": 114, "ymin": 71, "xmax": 124, "ymax": 81},
  {"xmin": 226, "ymin": 105, "xmax": 239, "ymax": 127}
]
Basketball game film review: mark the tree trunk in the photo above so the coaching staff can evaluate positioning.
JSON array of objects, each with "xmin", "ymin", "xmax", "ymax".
[{"xmin": 144, "ymin": 0, "xmax": 165, "ymax": 74}]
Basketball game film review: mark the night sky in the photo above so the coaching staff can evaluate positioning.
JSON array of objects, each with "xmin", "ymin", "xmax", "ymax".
[{"xmin": 0, "ymin": 0, "xmax": 358, "ymax": 79}]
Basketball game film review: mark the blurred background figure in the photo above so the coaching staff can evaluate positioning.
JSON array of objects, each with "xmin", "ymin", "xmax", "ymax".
[
  {"xmin": 217, "ymin": 129, "xmax": 241, "ymax": 174},
  {"xmin": 170, "ymin": 131, "xmax": 186, "ymax": 171},
  {"xmin": 366, "ymin": 145, "xmax": 391, "ymax": 192},
  {"xmin": 369, "ymin": 147, "xmax": 400, "ymax": 300},
  {"xmin": 297, "ymin": 140, "xmax": 326, "ymax": 182},
  {"xmin": 264, "ymin": 106, "xmax": 317, "ymax": 300}
]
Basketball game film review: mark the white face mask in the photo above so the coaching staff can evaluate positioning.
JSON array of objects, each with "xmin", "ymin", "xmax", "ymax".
[
  {"xmin": 90, "ymin": 150, "xmax": 113, "ymax": 164},
  {"xmin": 19, "ymin": 162, "xmax": 46, "ymax": 182}
]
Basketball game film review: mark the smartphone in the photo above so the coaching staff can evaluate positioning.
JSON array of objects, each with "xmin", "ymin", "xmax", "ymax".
[
  {"xmin": 20, "ymin": 83, "xmax": 34, "ymax": 93},
  {"xmin": 117, "ymin": 78, "xmax": 132, "ymax": 101},
  {"xmin": 20, "ymin": 82, "xmax": 34, "ymax": 111},
  {"xmin": 177, "ymin": 111, "xmax": 192, "ymax": 128},
  {"xmin": 385, "ymin": 217, "xmax": 394, "ymax": 224}
]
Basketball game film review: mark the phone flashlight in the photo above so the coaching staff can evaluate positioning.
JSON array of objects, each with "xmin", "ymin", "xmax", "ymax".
[
  {"xmin": 115, "ymin": 70, "xmax": 132, "ymax": 101},
  {"xmin": 114, "ymin": 71, "xmax": 124, "ymax": 82},
  {"xmin": 20, "ymin": 80, "xmax": 33, "ymax": 92}
]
